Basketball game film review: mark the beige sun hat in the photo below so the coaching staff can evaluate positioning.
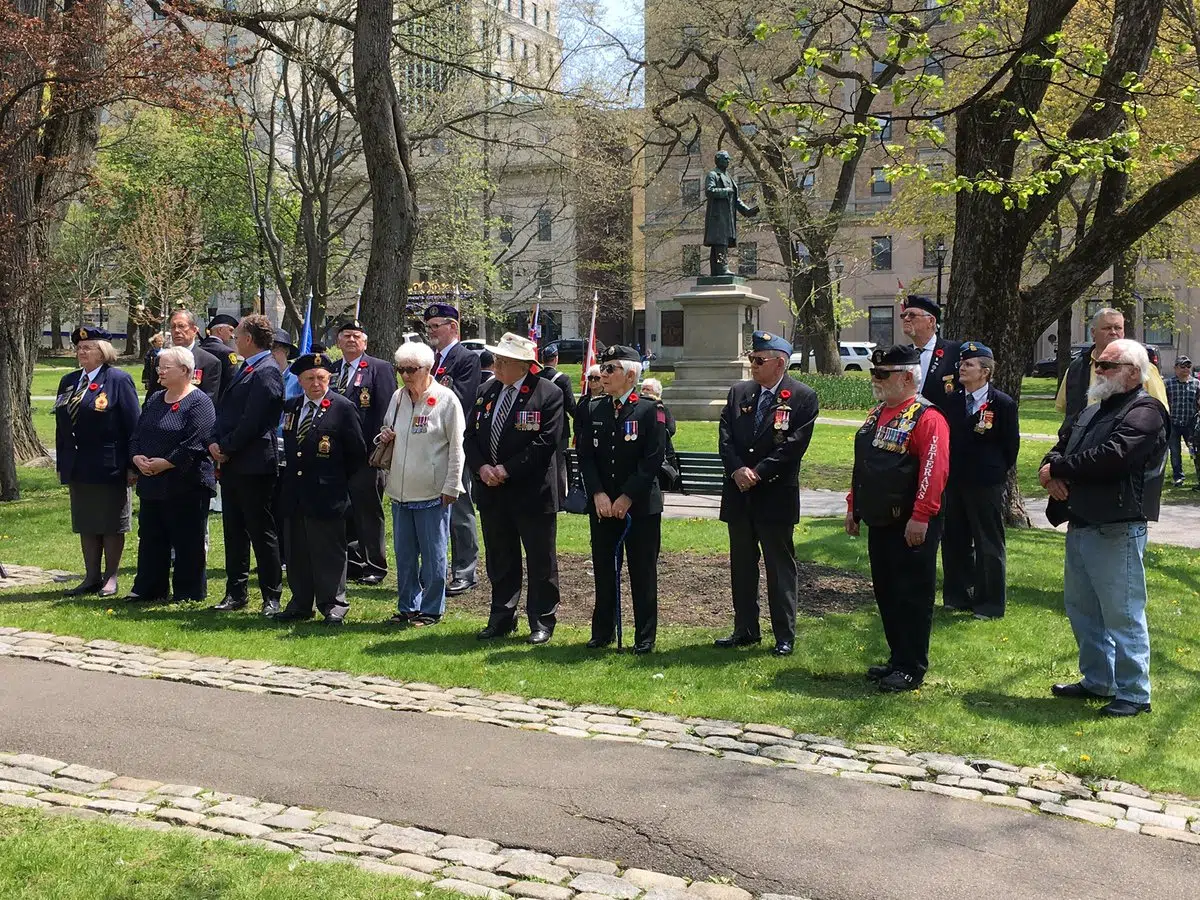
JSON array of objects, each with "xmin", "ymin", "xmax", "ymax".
[{"xmin": 486, "ymin": 332, "xmax": 539, "ymax": 363}]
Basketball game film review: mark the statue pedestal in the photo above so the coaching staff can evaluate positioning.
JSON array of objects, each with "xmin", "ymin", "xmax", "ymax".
[{"xmin": 663, "ymin": 280, "xmax": 768, "ymax": 421}]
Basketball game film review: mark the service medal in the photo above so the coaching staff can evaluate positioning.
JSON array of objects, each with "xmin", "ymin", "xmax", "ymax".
[
  {"xmin": 94, "ymin": 391, "xmax": 108, "ymax": 411},
  {"xmin": 192, "ymin": 370, "xmax": 202, "ymax": 385},
  {"xmin": 773, "ymin": 408, "xmax": 789, "ymax": 431},
  {"xmin": 318, "ymin": 434, "xmax": 332, "ymax": 456},
  {"xmin": 624, "ymin": 421, "xmax": 638, "ymax": 441},
  {"xmin": 359, "ymin": 388, "xmax": 371, "ymax": 408}
]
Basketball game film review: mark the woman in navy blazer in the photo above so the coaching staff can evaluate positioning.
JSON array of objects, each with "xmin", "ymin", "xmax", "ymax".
[{"xmin": 54, "ymin": 326, "xmax": 140, "ymax": 598}]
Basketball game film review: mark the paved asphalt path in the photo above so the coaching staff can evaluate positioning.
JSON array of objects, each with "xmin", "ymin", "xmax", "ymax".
[{"xmin": 2, "ymin": 658, "xmax": 1196, "ymax": 900}]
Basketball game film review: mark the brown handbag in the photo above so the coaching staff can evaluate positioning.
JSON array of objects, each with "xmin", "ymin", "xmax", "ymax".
[{"xmin": 368, "ymin": 405, "xmax": 400, "ymax": 469}]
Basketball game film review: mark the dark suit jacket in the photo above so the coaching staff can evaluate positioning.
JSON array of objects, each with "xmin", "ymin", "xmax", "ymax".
[
  {"xmin": 199, "ymin": 335, "xmax": 237, "ymax": 399},
  {"xmin": 214, "ymin": 352, "xmax": 284, "ymax": 475},
  {"xmin": 278, "ymin": 391, "xmax": 367, "ymax": 518},
  {"xmin": 332, "ymin": 353, "xmax": 397, "ymax": 443},
  {"xmin": 434, "ymin": 341, "xmax": 481, "ymax": 414},
  {"xmin": 575, "ymin": 391, "xmax": 666, "ymax": 517},
  {"xmin": 54, "ymin": 365, "xmax": 140, "ymax": 485},
  {"xmin": 718, "ymin": 375, "xmax": 819, "ymax": 524},
  {"xmin": 465, "ymin": 373, "xmax": 564, "ymax": 515},
  {"xmin": 947, "ymin": 384, "xmax": 1020, "ymax": 487},
  {"xmin": 145, "ymin": 344, "xmax": 221, "ymax": 405},
  {"xmin": 539, "ymin": 365, "xmax": 577, "ymax": 447},
  {"xmin": 920, "ymin": 337, "xmax": 963, "ymax": 418}
]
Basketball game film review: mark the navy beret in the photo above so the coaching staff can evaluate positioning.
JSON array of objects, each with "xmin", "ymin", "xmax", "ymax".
[
  {"xmin": 207, "ymin": 313, "xmax": 239, "ymax": 329},
  {"xmin": 871, "ymin": 344, "xmax": 922, "ymax": 367},
  {"xmin": 960, "ymin": 341, "xmax": 993, "ymax": 361},
  {"xmin": 903, "ymin": 294, "xmax": 941, "ymax": 321},
  {"xmin": 291, "ymin": 352, "xmax": 334, "ymax": 375},
  {"xmin": 598, "ymin": 344, "xmax": 640, "ymax": 364},
  {"xmin": 73, "ymin": 325, "xmax": 112, "ymax": 343},
  {"xmin": 423, "ymin": 303, "xmax": 459, "ymax": 321},
  {"xmin": 336, "ymin": 318, "xmax": 367, "ymax": 334},
  {"xmin": 751, "ymin": 331, "xmax": 792, "ymax": 354}
]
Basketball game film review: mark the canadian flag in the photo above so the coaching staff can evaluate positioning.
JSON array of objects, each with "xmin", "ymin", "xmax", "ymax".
[{"xmin": 581, "ymin": 292, "xmax": 598, "ymax": 393}]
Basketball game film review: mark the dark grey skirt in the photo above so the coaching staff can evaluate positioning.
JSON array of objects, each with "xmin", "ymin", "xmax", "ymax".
[{"xmin": 68, "ymin": 482, "xmax": 132, "ymax": 534}]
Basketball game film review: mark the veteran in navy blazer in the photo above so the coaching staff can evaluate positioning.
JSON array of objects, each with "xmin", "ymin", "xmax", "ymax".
[
  {"xmin": 276, "ymin": 353, "xmax": 368, "ymax": 625},
  {"xmin": 942, "ymin": 342, "xmax": 1020, "ymax": 619},
  {"xmin": 201, "ymin": 313, "xmax": 240, "ymax": 400},
  {"xmin": 425, "ymin": 302, "xmax": 483, "ymax": 596},
  {"xmin": 209, "ymin": 314, "xmax": 285, "ymax": 616},
  {"xmin": 465, "ymin": 334, "xmax": 564, "ymax": 643},
  {"xmin": 716, "ymin": 331, "xmax": 819, "ymax": 655},
  {"xmin": 55, "ymin": 326, "xmax": 140, "ymax": 598},
  {"xmin": 330, "ymin": 317, "xmax": 397, "ymax": 585},
  {"xmin": 901, "ymin": 294, "xmax": 962, "ymax": 419}
]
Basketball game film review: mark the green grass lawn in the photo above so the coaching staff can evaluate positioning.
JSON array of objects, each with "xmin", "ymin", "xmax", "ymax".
[
  {"xmin": 4, "ymin": 468, "xmax": 1200, "ymax": 796},
  {"xmin": 0, "ymin": 807, "xmax": 442, "ymax": 900}
]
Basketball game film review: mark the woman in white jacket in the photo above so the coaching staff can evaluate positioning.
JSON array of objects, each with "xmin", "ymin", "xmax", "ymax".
[{"xmin": 376, "ymin": 341, "xmax": 465, "ymax": 626}]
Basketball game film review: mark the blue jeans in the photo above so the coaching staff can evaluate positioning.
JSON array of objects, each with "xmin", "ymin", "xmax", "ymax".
[
  {"xmin": 391, "ymin": 500, "xmax": 451, "ymax": 618},
  {"xmin": 1063, "ymin": 522, "xmax": 1151, "ymax": 704}
]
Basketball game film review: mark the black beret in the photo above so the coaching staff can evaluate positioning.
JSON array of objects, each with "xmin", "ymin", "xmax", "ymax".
[
  {"xmin": 291, "ymin": 352, "xmax": 335, "ymax": 375},
  {"xmin": 598, "ymin": 345, "xmax": 641, "ymax": 364},
  {"xmin": 207, "ymin": 313, "xmax": 239, "ymax": 329},
  {"xmin": 903, "ymin": 295, "xmax": 941, "ymax": 321},
  {"xmin": 73, "ymin": 325, "xmax": 112, "ymax": 343},
  {"xmin": 336, "ymin": 318, "xmax": 367, "ymax": 334},
  {"xmin": 871, "ymin": 344, "xmax": 922, "ymax": 367},
  {"xmin": 423, "ymin": 303, "xmax": 459, "ymax": 321},
  {"xmin": 959, "ymin": 341, "xmax": 993, "ymax": 361}
]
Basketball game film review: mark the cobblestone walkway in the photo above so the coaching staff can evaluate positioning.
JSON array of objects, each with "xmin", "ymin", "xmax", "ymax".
[
  {"xmin": 0, "ymin": 751, "xmax": 803, "ymax": 900},
  {"xmin": 2, "ymin": 628, "xmax": 1199, "ymax": 852}
]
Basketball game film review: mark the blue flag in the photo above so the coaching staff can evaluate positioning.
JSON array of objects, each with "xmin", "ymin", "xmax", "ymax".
[{"xmin": 298, "ymin": 294, "xmax": 313, "ymax": 355}]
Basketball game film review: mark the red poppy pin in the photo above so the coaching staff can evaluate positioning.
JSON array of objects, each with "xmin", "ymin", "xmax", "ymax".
[
  {"xmin": 426, "ymin": 396, "xmax": 436, "ymax": 407},
  {"xmin": 245, "ymin": 365, "xmax": 254, "ymax": 374},
  {"xmin": 320, "ymin": 398, "xmax": 331, "ymax": 408},
  {"xmin": 436, "ymin": 367, "xmax": 446, "ymax": 375},
  {"xmin": 88, "ymin": 383, "xmax": 99, "ymax": 391},
  {"xmin": 934, "ymin": 348, "xmax": 944, "ymax": 359},
  {"xmin": 358, "ymin": 359, "xmax": 368, "ymax": 369},
  {"xmin": 629, "ymin": 392, "xmax": 639, "ymax": 403},
  {"xmin": 171, "ymin": 402, "xmax": 180, "ymax": 412},
  {"xmin": 779, "ymin": 389, "xmax": 791, "ymax": 400},
  {"xmin": 519, "ymin": 384, "xmax": 531, "ymax": 395}
]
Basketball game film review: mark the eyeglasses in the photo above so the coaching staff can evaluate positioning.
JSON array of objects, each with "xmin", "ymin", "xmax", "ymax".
[
  {"xmin": 1093, "ymin": 360, "xmax": 1133, "ymax": 372},
  {"xmin": 586, "ymin": 375, "xmax": 600, "ymax": 381},
  {"xmin": 899, "ymin": 311, "xmax": 931, "ymax": 321},
  {"xmin": 155, "ymin": 366, "xmax": 182, "ymax": 373},
  {"xmin": 425, "ymin": 320, "xmax": 451, "ymax": 329},
  {"xmin": 871, "ymin": 368, "xmax": 903, "ymax": 379},
  {"xmin": 396, "ymin": 366, "xmax": 424, "ymax": 375},
  {"xmin": 748, "ymin": 355, "xmax": 780, "ymax": 366},
  {"xmin": 600, "ymin": 364, "xmax": 622, "ymax": 374}
]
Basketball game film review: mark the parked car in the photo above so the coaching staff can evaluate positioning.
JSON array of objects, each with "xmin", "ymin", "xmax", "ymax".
[
  {"xmin": 459, "ymin": 339, "xmax": 487, "ymax": 354},
  {"xmin": 543, "ymin": 338, "xmax": 606, "ymax": 364},
  {"xmin": 789, "ymin": 341, "xmax": 876, "ymax": 373},
  {"xmin": 1028, "ymin": 343, "xmax": 1089, "ymax": 378}
]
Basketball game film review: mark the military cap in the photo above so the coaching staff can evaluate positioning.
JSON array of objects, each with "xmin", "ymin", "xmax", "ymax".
[
  {"xmin": 902, "ymin": 294, "xmax": 941, "ymax": 321},
  {"xmin": 541, "ymin": 344, "xmax": 560, "ymax": 362},
  {"xmin": 423, "ymin": 303, "xmax": 459, "ymax": 321},
  {"xmin": 871, "ymin": 344, "xmax": 922, "ymax": 367},
  {"xmin": 291, "ymin": 352, "xmax": 334, "ymax": 375},
  {"xmin": 959, "ymin": 341, "xmax": 993, "ymax": 361},
  {"xmin": 751, "ymin": 330, "xmax": 793, "ymax": 354},
  {"xmin": 598, "ymin": 344, "xmax": 641, "ymax": 364},
  {"xmin": 207, "ymin": 313, "xmax": 239, "ymax": 329},
  {"xmin": 335, "ymin": 317, "xmax": 367, "ymax": 334},
  {"xmin": 72, "ymin": 325, "xmax": 112, "ymax": 343}
]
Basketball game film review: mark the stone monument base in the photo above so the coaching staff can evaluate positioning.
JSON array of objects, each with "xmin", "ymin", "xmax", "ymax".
[{"xmin": 662, "ymin": 280, "xmax": 768, "ymax": 422}]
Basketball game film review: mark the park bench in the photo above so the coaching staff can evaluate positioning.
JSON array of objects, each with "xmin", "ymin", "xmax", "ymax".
[{"xmin": 565, "ymin": 449, "xmax": 725, "ymax": 496}]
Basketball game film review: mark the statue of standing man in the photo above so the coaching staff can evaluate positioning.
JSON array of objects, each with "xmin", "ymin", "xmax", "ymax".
[{"xmin": 703, "ymin": 150, "xmax": 759, "ymax": 277}]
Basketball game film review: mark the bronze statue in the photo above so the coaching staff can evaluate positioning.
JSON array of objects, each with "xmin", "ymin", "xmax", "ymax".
[{"xmin": 703, "ymin": 150, "xmax": 759, "ymax": 276}]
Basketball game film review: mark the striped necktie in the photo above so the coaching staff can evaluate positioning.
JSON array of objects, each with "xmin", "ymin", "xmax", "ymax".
[
  {"xmin": 490, "ymin": 386, "xmax": 515, "ymax": 462},
  {"xmin": 297, "ymin": 401, "xmax": 317, "ymax": 443},
  {"xmin": 67, "ymin": 376, "xmax": 88, "ymax": 424},
  {"xmin": 754, "ymin": 389, "xmax": 773, "ymax": 430}
]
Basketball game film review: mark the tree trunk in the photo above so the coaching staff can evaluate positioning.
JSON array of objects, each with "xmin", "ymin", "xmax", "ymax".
[
  {"xmin": 352, "ymin": 0, "xmax": 419, "ymax": 354},
  {"xmin": 1111, "ymin": 244, "xmax": 1138, "ymax": 332},
  {"xmin": 50, "ymin": 307, "xmax": 63, "ymax": 351},
  {"xmin": 1056, "ymin": 308, "xmax": 1072, "ymax": 379}
]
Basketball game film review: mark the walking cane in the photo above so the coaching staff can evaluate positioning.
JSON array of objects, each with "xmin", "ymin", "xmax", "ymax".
[{"xmin": 614, "ymin": 513, "xmax": 633, "ymax": 650}]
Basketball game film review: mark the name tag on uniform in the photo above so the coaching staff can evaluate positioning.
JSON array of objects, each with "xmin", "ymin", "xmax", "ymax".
[
  {"xmin": 411, "ymin": 415, "xmax": 429, "ymax": 434},
  {"xmin": 624, "ymin": 421, "xmax": 638, "ymax": 441},
  {"xmin": 516, "ymin": 411, "xmax": 541, "ymax": 432}
]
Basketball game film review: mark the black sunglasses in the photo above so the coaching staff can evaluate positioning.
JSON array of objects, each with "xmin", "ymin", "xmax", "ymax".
[
  {"xmin": 871, "ymin": 368, "xmax": 903, "ymax": 379},
  {"xmin": 600, "ymin": 364, "xmax": 622, "ymax": 374},
  {"xmin": 748, "ymin": 355, "xmax": 779, "ymax": 366},
  {"xmin": 1093, "ymin": 360, "xmax": 1132, "ymax": 372},
  {"xmin": 586, "ymin": 375, "xmax": 600, "ymax": 381},
  {"xmin": 396, "ymin": 366, "xmax": 424, "ymax": 375}
]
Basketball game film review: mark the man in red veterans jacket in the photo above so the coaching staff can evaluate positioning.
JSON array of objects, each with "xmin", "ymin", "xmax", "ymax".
[
  {"xmin": 846, "ymin": 344, "xmax": 950, "ymax": 692},
  {"xmin": 464, "ymin": 334, "xmax": 564, "ymax": 644},
  {"xmin": 716, "ymin": 331, "xmax": 819, "ymax": 657}
]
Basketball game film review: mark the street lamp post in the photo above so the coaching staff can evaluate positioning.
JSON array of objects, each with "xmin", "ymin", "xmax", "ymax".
[
  {"xmin": 935, "ymin": 238, "xmax": 948, "ymax": 310},
  {"xmin": 833, "ymin": 256, "xmax": 845, "ymax": 341}
]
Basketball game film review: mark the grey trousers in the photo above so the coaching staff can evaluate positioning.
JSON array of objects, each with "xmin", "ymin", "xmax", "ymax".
[
  {"xmin": 727, "ymin": 516, "xmax": 798, "ymax": 644},
  {"xmin": 346, "ymin": 467, "xmax": 388, "ymax": 580},
  {"xmin": 449, "ymin": 476, "xmax": 478, "ymax": 584},
  {"xmin": 285, "ymin": 515, "xmax": 349, "ymax": 620}
]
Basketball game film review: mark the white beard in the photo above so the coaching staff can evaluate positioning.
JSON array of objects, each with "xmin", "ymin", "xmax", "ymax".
[
  {"xmin": 871, "ymin": 381, "xmax": 885, "ymax": 401},
  {"xmin": 1087, "ymin": 374, "xmax": 1124, "ymax": 403}
]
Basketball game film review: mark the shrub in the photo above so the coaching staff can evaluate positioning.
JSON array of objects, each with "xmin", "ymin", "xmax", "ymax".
[{"xmin": 794, "ymin": 373, "xmax": 875, "ymax": 410}]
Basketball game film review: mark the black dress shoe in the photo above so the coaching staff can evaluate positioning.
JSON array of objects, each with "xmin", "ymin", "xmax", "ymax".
[
  {"xmin": 866, "ymin": 663, "xmax": 893, "ymax": 681},
  {"xmin": 772, "ymin": 642, "xmax": 794, "ymax": 656},
  {"xmin": 98, "ymin": 582, "xmax": 119, "ymax": 598},
  {"xmin": 586, "ymin": 637, "xmax": 613, "ymax": 649},
  {"xmin": 1051, "ymin": 681, "xmax": 1115, "ymax": 700},
  {"xmin": 445, "ymin": 579, "xmax": 476, "ymax": 597},
  {"xmin": 476, "ymin": 624, "xmax": 515, "ymax": 640},
  {"xmin": 878, "ymin": 670, "xmax": 921, "ymax": 693},
  {"xmin": 632, "ymin": 641, "xmax": 655, "ymax": 655},
  {"xmin": 122, "ymin": 594, "xmax": 165, "ymax": 604},
  {"xmin": 64, "ymin": 581, "xmax": 102, "ymax": 597},
  {"xmin": 212, "ymin": 597, "xmax": 247, "ymax": 611},
  {"xmin": 358, "ymin": 574, "xmax": 385, "ymax": 586},
  {"xmin": 323, "ymin": 617, "xmax": 344, "ymax": 627},
  {"xmin": 274, "ymin": 609, "xmax": 314, "ymax": 623},
  {"xmin": 1100, "ymin": 698, "xmax": 1151, "ymax": 717},
  {"xmin": 527, "ymin": 630, "xmax": 552, "ymax": 645},
  {"xmin": 714, "ymin": 632, "xmax": 761, "ymax": 648},
  {"xmin": 262, "ymin": 600, "xmax": 281, "ymax": 618}
]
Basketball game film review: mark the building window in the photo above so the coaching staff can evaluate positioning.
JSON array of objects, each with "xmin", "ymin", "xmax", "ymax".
[
  {"xmin": 537, "ymin": 260, "xmax": 553, "ymax": 291},
  {"xmin": 532, "ymin": 3, "xmax": 538, "ymax": 24},
  {"xmin": 875, "ymin": 116, "xmax": 892, "ymax": 140},
  {"xmin": 535, "ymin": 45, "xmax": 541, "ymax": 70},
  {"xmin": 506, "ymin": 0, "xmax": 512, "ymax": 13},
  {"xmin": 519, "ymin": 0, "xmax": 525, "ymax": 18},
  {"xmin": 522, "ymin": 41, "xmax": 528, "ymax": 61},
  {"xmin": 682, "ymin": 246, "xmax": 701, "ymax": 277},
  {"xmin": 545, "ymin": 10, "xmax": 551, "ymax": 30},
  {"xmin": 869, "ymin": 306, "xmax": 894, "ymax": 346},
  {"xmin": 499, "ymin": 215, "xmax": 514, "ymax": 245},
  {"xmin": 922, "ymin": 236, "xmax": 946, "ymax": 269},
  {"xmin": 508, "ymin": 34, "xmax": 515, "ymax": 59},
  {"xmin": 536, "ymin": 208, "xmax": 552, "ymax": 241},
  {"xmin": 870, "ymin": 167, "xmax": 891, "ymax": 195},
  {"xmin": 1144, "ymin": 298, "xmax": 1174, "ymax": 345},
  {"xmin": 1083, "ymin": 299, "xmax": 1105, "ymax": 327},
  {"xmin": 738, "ymin": 243, "xmax": 758, "ymax": 276},
  {"xmin": 661, "ymin": 310, "xmax": 684, "ymax": 347},
  {"xmin": 681, "ymin": 177, "xmax": 701, "ymax": 205},
  {"xmin": 871, "ymin": 236, "xmax": 893, "ymax": 271}
]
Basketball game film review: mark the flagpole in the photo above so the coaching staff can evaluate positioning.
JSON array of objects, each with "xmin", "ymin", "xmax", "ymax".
[
  {"xmin": 582, "ymin": 291, "xmax": 598, "ymax": 393},
  {"xmin": 354, "ymin": 285, "xmax": 362, "ymax": 319}
]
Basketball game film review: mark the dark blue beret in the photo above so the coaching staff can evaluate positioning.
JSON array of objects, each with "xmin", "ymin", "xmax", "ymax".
[
  {"xmin": 292, "ymin": 353, "xmax": 334, "ymax": 375},
  {"xmin": 960, "ymin": 341, "xmax": 993, "ymax": 361},
  {"xmin": 207, "ymin": 314, "xmax": 239, "ymax": 329},
  {"xmin": 903, "ymin": 294, "xmax": 941, "ymax": 321},
  {"xmin": 751, "ymin": 331, "xmax": 792, "ymax": 354},
  {"xmin": 423, "ymin": 304, "xmax": 459, "ymax": 321},
  {"xmin": 872, "ymin": 344, "xmax": 922, "ymax": 367},
  {"xmin": 73, "ymin": 325, "xmax": 112, "ymax": 343}
]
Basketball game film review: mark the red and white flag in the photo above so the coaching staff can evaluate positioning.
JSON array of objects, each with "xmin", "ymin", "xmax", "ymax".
[{"xmin": 581, "ymin": 292, "xmax": 598, "ymax": 393}]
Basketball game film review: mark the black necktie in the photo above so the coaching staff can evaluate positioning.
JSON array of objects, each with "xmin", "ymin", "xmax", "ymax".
[
  {"xmin": 68, "ymin": 377, "xmax": 88, "ymax": 425},
  {"xmin": 297, "ymin": 401, "xmax": 316, "ymax": 443}
]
